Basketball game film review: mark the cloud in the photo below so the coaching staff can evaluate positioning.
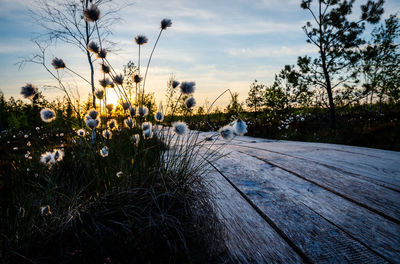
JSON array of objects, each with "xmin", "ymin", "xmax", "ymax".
[
  {"xmin": 139, "ymin": 63, "xmax": 281, "ymax": 104},
  {"xmin": 0, "ymin": 43, "xmax": 31, "ymax": 54},
  {"xmin": 227, "ymin": 44, "xmax": 318, "ymax": 58},
  {"xmin": 252, "ymin": 0, "xmax": 300, "ymax": 11},
  {"xmin": 113, "ymin": 0, "xmax": 305, "ymax": 36},
  {"xmin": 106, "ymin": 38, "xmax": 198, "ymax": 65},
  {"xmin": 3, "ymin": 0, "xmax": 398, "ymax": 108},
  {"xmin": 172, "ymin": 20, "xmax": 303, "ymax": 36}
]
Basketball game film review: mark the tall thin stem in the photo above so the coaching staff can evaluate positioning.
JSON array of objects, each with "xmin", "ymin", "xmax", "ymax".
[
  {"xmin": 104, "ymin": 58, "xmax": 131, "ymax": 102},
  {"xmin": 66, "ymin": 67, "xmax": 91, "ymax": 85},
  {"xmin": 84, "ymin": 0, "xmax": 95, "ymax": 109},
  {"xmin": 142, "ymin": 29, "xmax": 163, "ymax": 100},
  {"xmin": 95, "ymin": 21, "xmax": 103, "ymax": 49},
  {"xmin": 138, "ymin": 45, "xmax": 143, "ymax": 105},
  {"xmin": 170, "ymin": 93, "xmax": 182, "ymax": 119},
  {"xmin": 206, "ymin": 89, "xmax": 236, "ymax": 114},
  {"xmin": 91, "ymin": 129, "xmax": 96, "ymax": 145},
  {"xmin": 41, "ymin": 57, "xmax": 78, "ymax": 116},
  {"xmin": 138, "ymin": 45, "xmax": 141, "ymax": 75}
]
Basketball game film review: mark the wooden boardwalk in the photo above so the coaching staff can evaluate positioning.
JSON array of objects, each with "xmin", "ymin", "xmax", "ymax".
[{"xmin": 200, "ymin": 132, "xmax": 400, "ymax": 263}]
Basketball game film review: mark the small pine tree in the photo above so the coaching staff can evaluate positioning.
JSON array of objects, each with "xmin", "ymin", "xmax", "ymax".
[
  {"xmin": 226, "ymin": 92, "xmax": 244, "ymax": 115},
  {"xmin": 299, "ymin": 0, "xmax": 384, "ymax": 128},
  {"xmin": 246, "ymin": 80, "xmax": 265, "ymax": 112},
  {"xmin": 361, "ymin": 14, "xmax": 400, "ymax": 107}
]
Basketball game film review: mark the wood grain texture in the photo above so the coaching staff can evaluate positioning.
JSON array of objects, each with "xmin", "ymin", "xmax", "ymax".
[
  {"xmin": 184, "ymin": 132, "xmax": 400, "ymax": 263},
  {"xmin": 217, "ymin": 149, "xmax": 400, "ymax": 262},
  {"xmin": 211, "ymin": 151, "xmax": 391, "ymax": 263},
  {"xmin": 231, "ymin": 137, "xmax": 400, "ymax": 189},
  {"xmin": 226, "ymin": 144, "xmax": 400, "ymax": 223},
  {"xmin": 206, "ymin": 169, "xmax": 305, "ymax": 263}
]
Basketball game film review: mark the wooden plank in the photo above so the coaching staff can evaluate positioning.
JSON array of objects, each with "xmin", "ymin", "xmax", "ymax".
[
  {"xmin": 212, "ymin": 151, "xmax": 391, "ymax": 263},
  {"xmin": 206, "ymin": 169, "xmax": 305, "ymax": 263},
  {"xmin": 203, "ymin": 133, "xmax": 400, "ymax": 192},
  {"xmin": 235, "ymin": 142, "xmax": 400, "ymax": 192},
  {"xmin": 232, "ymin": 136, "xmax": 400, "ymax": 158},
  {"xmin": 216, "ymin": 150, "xmax": 400, "ymax": 262},
  {"xmin": 226, "ymin": 143, "xmax": 400, "ymax": 223},
  {"xmin": 230, "ymin": 138, "xmax": 400, "ymax": 189}
]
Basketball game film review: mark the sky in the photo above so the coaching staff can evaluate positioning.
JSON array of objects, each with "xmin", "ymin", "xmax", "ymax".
[{"xmin": 0, "ymin": 0, "xmax": 399, "ymax": 107}]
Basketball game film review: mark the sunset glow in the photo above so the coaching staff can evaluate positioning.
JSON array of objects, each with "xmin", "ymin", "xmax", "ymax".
[{"xmin": 0, "ymin": 0, "xmax": 399, "ymax": 106}]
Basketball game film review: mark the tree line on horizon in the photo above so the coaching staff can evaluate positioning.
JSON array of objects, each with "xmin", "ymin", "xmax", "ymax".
[
  {"xmin": 244, "ymin": 0, "xmax": 399, "ymax": 128},
  {"xmin": 1, "ymin": 0, "xmax": 399, "ymax": 131}
]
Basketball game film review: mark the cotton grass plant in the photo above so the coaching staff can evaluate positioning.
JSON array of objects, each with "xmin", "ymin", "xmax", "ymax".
[{"xmin": 0, "ymin": 2, "xmax": 234, "ymax": 263}]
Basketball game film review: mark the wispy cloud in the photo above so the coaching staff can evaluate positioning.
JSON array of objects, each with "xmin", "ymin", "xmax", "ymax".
[
  {"xmin": 0, "ymin": 43, "xmax": 32, "ymax": 54},
  {"xmin": 173, "ymin": 20, "xmax": 303, "ymax": 35},
  {"xmin": 227, "ymin": 44, "xmax": 318, "ymax": 58},
  {"xmin": 1, "ymin": 0, "xmax": 399, "ymax": 106},
  {"xmin": 114, "ymin": 0, "xmax": 304, "ymax": 36}
]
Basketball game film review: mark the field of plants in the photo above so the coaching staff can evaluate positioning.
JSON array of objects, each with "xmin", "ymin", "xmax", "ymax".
[{"xmin": 1, "ymin": 0, "xmax": 399, "ymax": 263}]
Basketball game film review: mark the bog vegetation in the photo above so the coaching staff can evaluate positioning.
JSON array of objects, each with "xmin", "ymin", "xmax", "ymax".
[
  {"xmin": 0, "ymin": 1, "xmax": 248, "ymax": 263},
  {"xmin": 192, "ymin": 1, "xmax": 399, "ymax": 151},
  {"xmin": 0, "ymin": 0, "xmax": 399, "ymax": 263}
]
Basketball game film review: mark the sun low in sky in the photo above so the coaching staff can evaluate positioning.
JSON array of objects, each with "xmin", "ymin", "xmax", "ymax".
[{"xmin": 0, "ymin": 0, "xmax": 399, "ymax": 107}]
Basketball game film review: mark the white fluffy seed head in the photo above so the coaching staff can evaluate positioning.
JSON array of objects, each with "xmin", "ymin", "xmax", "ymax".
[
  {"xmin": 124, "ymin": 117, "xmax": 135, "ymax": 128},
  {"xmin": 233, "ymin": 119, "xmax": 247, "ymax": 136},
  {"xmin": 185, "ymin": 97, "xmax": 196, "ymax": 108},
  {"xmin": 86, "ymin": 118, "xmax": 100, "ymax": 129},
  {"xmin": 102, "ymin": 129, "xmax": 112, "ymax": 139},
  {"xmin": 219, "ymin": 125, "xmax": 235, "ymax": 140},
  {"xmin": 99, "ymin": 78, "xmax": 112, "ymax": 88},
  {"xmin": 106, "ymin": 104, "xmax": 114, "ymax": 112},
  {"xmin": 100, "ymin": 63, "xmax": 110, "ymax": 74},
  {"xmin": 40, "ymin": 151, "xmax": 55, "ymax": 165},
  {"xmin": 40, "ymin": 108, "xmax": 56, "ymax": 123},
  {"xmin": 172, "ymin": 121, "xmax": 188, "ymax": 136},
  {"xmin": 132, "ymin": 134, "xmax": 140, "ymax": 144},
  {"xmin": 97, "ymin": 48, "xmax": 107, "ymax": 59},
  {"xmin": 107, "ymin": 119, "xmax": 118, "ymax": 130},
  {"xmin": 87, "ymin": 41, "xmax": 100, "ymax": 53},
  {"xmin": 100, "ymin": 146, "xmax": 109, "ymax": 157},
  {"xmin": 94, "ymin": 90, "xmax": 104, "ymax": 100},
  {"xmin": 77, "ymin": 129, "xmax": 86, "ymax": 136},
  {"xmin": 180, "ymin": 81, "xmax": 195, "ymax": 94},
  {"xmin": 143, "ymin": 128, "xmax": 153, "ymax": 139},
  {"xmin": 161, "ymin": 18, "xmax": 172, "ymax": 30},
  {"xmin": 113, "ymin": 74, "xmax": 124, "ymax": 85},
  {"xmin": 129, "ymin": 106, "xmax": 136, "ymax": 116},
  {"xmin": 53, "ymin": 149, "xmax": 64, "ymax": 162},
  {"xmin": 122, "ymin": 101, "xmax": 131, "ymax": 110},
  {"xmin": 40, "ymin": 205, "xmax": 52, "ymax": 216},
  {"xmin": 87, "ymin": 109, "xmax": 99, "ymax": 119},
  {"xmin": 154, "ymin": 111, "xmax": 164, "ymax": 122},
  {"xmin": 134, "ymin": 35, "xmax": 148, "ymax": 45},
  {"xmin": 171, "ymin": 80, "xmax": 180, "ymax": 88},
  {"xmin": 138, "ymin": 106, "xmax": 149, "ymax": 117},
  {"xmin": 51, "ymin": 57, "xmax": 66, "ymax": 69},
  {"xmin": 83, "ymin": 4, "xmax": 101, "ymax": 22},
  {"xmin": 142, "ymin": 122, "xmax": 152, "ymax": 131},
  {"xmin": 21, "ymin": 83, "xmax": 38, "ymax": 99}
]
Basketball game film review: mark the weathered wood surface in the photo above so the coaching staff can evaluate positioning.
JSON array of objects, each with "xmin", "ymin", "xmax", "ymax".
[
  {"xmin": 207, "ymin": 170, "xmax": 305, "ymax": 263},
  {"xmin": 199, "ymin": 132, "xmax": 400, "ymax": 263}
]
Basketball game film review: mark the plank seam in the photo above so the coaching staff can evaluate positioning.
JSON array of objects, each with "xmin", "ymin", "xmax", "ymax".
[
  {"xmin": 238, "ymin": 150, "xmax": 400, "ymax": 225},
  {"xmin": 301, "ymin": 202, "xmax": 394, "ymax": 264},
  {"xmin": 207, "ymin": 160, "xmax": 313, "ymax": 264},
  {"xmin": 231, "ymin": 143, "xmax": 400, "ymax": 193}
]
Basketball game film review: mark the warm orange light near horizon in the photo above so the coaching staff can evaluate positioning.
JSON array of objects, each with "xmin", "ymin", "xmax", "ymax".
[
  {"xmin": 101, "ymin": 89, "xmax": 136, "ymax": 108},
  {"xmin": 104, "ymin": 90, "xmax": 120, "ymax": 107}
]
